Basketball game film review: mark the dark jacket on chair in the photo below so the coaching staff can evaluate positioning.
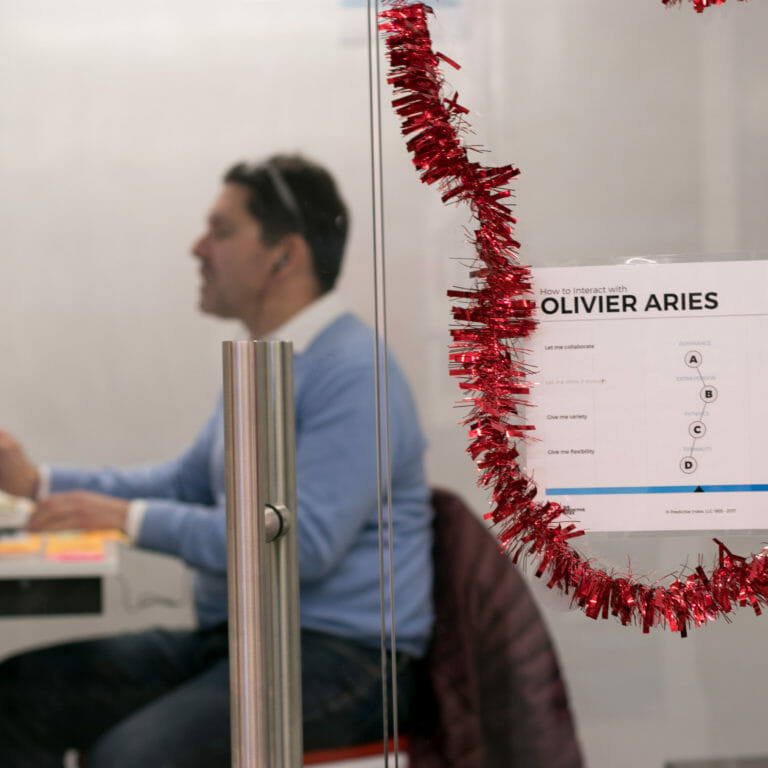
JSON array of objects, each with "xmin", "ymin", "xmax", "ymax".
[{"xmin": 407, "ymin": 488, "xmax": 584, "ymax": 768}]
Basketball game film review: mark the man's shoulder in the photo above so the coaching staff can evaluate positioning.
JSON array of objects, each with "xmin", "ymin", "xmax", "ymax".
[
  {"xmin": 296, "ymin": 314, "xmax": 383, "ymax": 395},
  {"xmin": 304, "ymin": 312, "xmax": 374, "ymax": 359},
  {"xmin": 299, "ymin": 311, "xmax": 415, "ymax": 391}
]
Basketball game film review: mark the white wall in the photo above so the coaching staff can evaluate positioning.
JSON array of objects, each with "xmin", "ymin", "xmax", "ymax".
[{"xmin": 2, "ymin": 1, "xmax": 768, "ymax": 766}]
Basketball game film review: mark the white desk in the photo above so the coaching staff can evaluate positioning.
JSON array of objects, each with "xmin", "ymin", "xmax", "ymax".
[{"xmin": 0, "ymin": 536, "xmax": 122, "ymax": 616}]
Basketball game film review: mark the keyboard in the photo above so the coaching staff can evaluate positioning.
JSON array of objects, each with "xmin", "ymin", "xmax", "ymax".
[{"xmin": 0, "ymin": 491, "xmax": 33, "ymax": 531}]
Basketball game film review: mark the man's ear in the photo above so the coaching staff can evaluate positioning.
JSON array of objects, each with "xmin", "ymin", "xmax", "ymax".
[
  {"xmin": 278, "ymin": 233, "xmax": 312, "ymax": 274},
  {"xmin": 277, "ymin": 233, "xmax": 322, "ymax": 299}
]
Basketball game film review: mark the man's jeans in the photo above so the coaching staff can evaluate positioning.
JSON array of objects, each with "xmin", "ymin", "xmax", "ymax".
[{"xmin": 0, "ymin": 625, "xmax": 414, "ymax": 767}]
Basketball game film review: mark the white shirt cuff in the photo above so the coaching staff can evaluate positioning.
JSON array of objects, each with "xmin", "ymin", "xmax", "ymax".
[{"xmin": 125, "ymin": 500, "xmax": 147, "ymax": 543}]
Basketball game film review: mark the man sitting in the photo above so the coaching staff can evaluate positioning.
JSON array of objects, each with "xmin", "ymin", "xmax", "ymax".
[{"xmin": 0, "ymin": 154, "xmax": 434, "ymax": 767}]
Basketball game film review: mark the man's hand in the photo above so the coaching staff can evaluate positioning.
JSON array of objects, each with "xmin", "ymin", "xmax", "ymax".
[
  {"xmin": 0, "ymin": 430, "xmax": 39, "ymax": 499},
  {"xmin": 27, "ymin": 491, "xmax": 129, "ymax": 533}
]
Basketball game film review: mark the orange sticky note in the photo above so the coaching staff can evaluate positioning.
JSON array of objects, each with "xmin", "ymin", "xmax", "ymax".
[{"xmin": 0, "ymin": 534, "xmax": 43, "ymax": 555}]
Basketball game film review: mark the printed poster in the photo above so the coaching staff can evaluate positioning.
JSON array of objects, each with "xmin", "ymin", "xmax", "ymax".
[{"xmin": 524, "ymin": 259, "xmax": 768, "ymax": 532}]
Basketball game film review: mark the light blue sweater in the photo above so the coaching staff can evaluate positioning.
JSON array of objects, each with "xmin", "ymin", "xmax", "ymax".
[{"xmin": 50, "ymin": 313, "xmax": 434, "ymax": 656}]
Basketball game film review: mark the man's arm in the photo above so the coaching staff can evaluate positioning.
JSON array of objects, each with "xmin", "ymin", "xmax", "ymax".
[
  {"xmin": 293, "ymin": 359, "xmax": 381, "ymax": 582},
  {"xmin": 46, "ymin": 403, "xmax": 230, "ymax": 574},
  {"xmin": 293, "ymin": 348, "xmax": 426, "ymax": 584},
  {"xmin": 42, "ymin": 405, "xmax": 219, "ymax": 506},
  {"xmin": 10, "ymin": 405, "xmax": 225, "ymax": 572}
]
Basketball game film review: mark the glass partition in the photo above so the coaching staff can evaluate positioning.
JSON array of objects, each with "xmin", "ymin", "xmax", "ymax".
[
  {"xmin": 2, "ymin": 1, "xmax": 768, "ymax": 767},
  {"xmin": 376, "ymin": 2, "xmax": 768, "ymax": 767},
  {"xmin": 0, "ymin": 2, "xmax": 393, "ymax": 762}
]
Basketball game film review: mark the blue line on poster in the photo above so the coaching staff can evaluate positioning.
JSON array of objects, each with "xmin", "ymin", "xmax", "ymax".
[{"xmin": 546, "ymin": 484, "xmax": 768, "ymax": 496}]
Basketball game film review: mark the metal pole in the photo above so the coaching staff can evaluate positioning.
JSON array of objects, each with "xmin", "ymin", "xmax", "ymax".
[
  {"xmin": 266, "ymin": 342, "xmax": 303, "ymax": 766},
  {"xmin": 223, "ymin": 340, "xmax": 302, "ymax": 768}
]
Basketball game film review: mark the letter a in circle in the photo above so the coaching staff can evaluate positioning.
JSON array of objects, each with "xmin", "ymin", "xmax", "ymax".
[{"xmin": 684, "ymin": 351, "xmax": 702, "ymax": 368}]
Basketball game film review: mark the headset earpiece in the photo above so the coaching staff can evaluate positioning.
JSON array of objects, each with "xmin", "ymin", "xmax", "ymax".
[{"xmin": 271, "ymin": 253, "xmax": 289, "ymax": 275}]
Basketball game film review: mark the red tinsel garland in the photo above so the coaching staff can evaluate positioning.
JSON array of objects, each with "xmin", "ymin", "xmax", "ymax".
[
  {"xmin": 662, "ymin": 0, "xmax": 745, "ymax": 11},
  {"xmin": 379, "ymin": 0, "xmax": 766, "ymax": 635}
]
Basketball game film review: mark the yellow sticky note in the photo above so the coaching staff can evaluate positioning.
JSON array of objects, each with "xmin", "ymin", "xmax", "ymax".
[
  {"xmin": 0, "ymin": 534, "xmax": 43, "ymax": 555},
  {"xmin": 44, "ymin": 532, "xmax": 106, "ymax": 561}
]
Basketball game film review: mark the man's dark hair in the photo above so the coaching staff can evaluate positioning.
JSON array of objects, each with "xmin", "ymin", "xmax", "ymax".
[{"xmin": 224, "ymin": 154, "xmax": 349, "ymax": 294}]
